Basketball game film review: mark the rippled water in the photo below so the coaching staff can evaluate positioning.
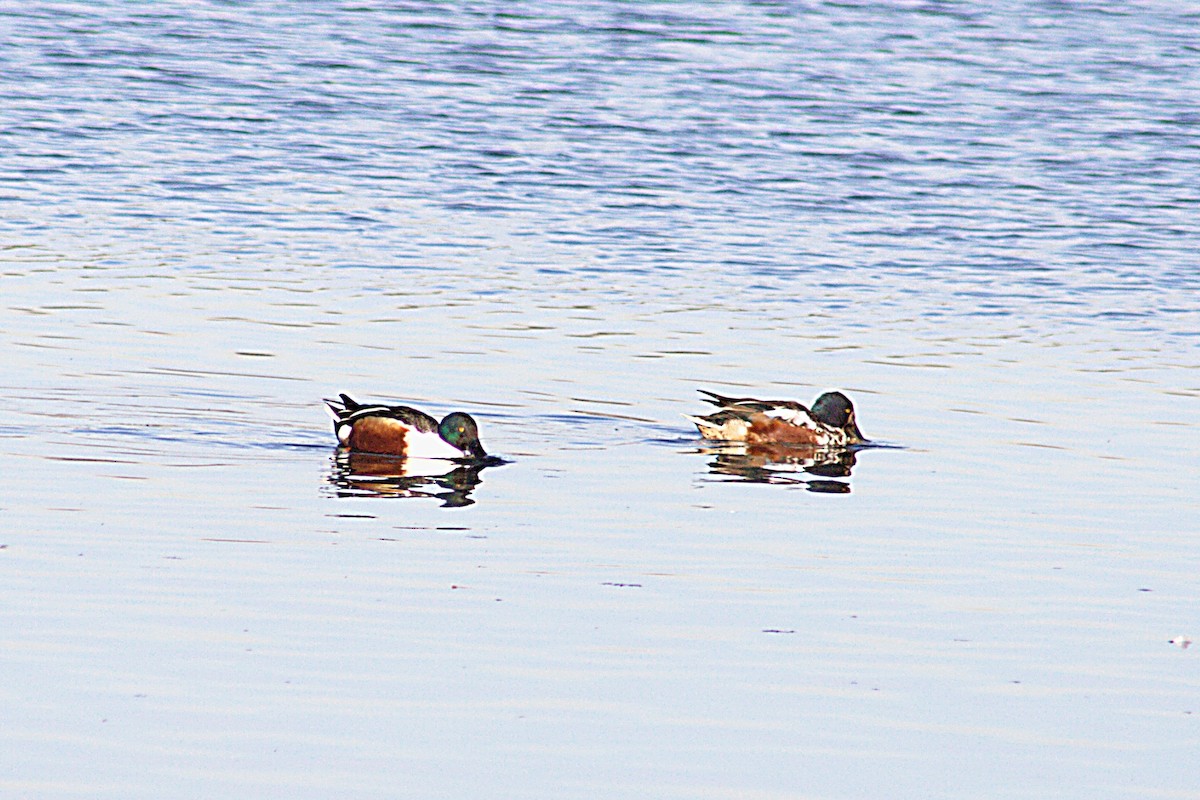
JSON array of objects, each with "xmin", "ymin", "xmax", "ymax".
[{"xmin": 3, "ymin": 3, "xmax": 1199, "ymax": 798}]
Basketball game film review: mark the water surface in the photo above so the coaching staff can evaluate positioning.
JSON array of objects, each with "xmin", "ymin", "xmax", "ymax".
[{"xmin": 2, "ymin": 2, "xmax": 1198, "ymax": 798}]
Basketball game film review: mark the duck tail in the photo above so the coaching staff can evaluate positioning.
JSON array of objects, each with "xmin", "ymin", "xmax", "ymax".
[
  {"xmin": 682, "ymin": 413, "xmax": 723, "ymax": 439},
  {"xmin": 323, "ymin": 393, "xmax": 361, "ymax": 424}
]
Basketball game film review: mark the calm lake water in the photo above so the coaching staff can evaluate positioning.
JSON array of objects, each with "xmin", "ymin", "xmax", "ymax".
[{"xmin": 3, "ymin": 2, "xmax": 1199, "ymax": 798}]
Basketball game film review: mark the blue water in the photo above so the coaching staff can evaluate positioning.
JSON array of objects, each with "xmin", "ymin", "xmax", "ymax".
[{"xmin": 3, "ymin": 3, "xmax": 1198, "ymax": 798}]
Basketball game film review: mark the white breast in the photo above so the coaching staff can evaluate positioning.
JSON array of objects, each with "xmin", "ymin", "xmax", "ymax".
[{"xmin": 402, "ymin": 430, "xmax": 465, "ymax": 459}]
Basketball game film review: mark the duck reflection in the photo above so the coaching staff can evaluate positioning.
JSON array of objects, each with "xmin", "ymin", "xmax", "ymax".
[
  {"xmin": 328, "ymin": 450, "xmax": 503, "ymax": 507},
  {"xmin": 698, "ymin": 442, "xmax": 859, "ymax": 494}
]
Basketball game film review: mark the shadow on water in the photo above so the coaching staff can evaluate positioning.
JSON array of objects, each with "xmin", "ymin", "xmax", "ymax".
[
  {"xmin": 326, "ymin": 451, "xmax": 506, "ymax": 507},
  {"xmin": 692, "ymin": 442, "xmax": 871, "ymax": 494}
]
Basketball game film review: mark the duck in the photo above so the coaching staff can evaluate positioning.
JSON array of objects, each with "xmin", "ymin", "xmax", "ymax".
[
  {"xmin": 685, "ymin": 389, "xmax": 867, "ymax": 447},
  {"xmin": 323, "ymin": 393, "xmax": 488, "ymax": 459}
]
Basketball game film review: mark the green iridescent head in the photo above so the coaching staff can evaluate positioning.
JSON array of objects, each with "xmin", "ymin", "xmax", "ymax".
[
  {"xmin": 439, "ymin": 412, "xmax": 487, "ymax": 458},
  {"xmin": 810, "ymin": 392, "xmax": 867, "ymax": 443}
]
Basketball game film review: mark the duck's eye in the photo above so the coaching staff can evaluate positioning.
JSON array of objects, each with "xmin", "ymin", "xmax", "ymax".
[{"xmin": 459, "ymin": 426, "xmax": 466, "ymax": 434}]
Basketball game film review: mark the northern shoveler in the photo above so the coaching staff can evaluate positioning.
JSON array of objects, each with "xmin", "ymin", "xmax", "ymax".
[
  {"xmin": 685, "ymin": 389, "xmax": 867, "ymax": 447},
  {"xmin": 324, "ymin": 393, "xmax": 488, "ymax": 459}
]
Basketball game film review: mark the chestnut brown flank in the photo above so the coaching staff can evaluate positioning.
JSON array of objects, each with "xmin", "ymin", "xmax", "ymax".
[
  {"xmin": 746, "ymin": 415, "xmax": 821, "ymax": 445},
  {"xmin": 347, "ymin": 416, "xmax": 410, "ymax": 456}
]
